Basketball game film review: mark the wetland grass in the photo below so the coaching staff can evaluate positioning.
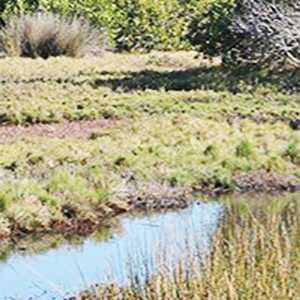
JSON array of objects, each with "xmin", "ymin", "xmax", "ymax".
[{"xmin": 80, "ymin": 194, "xmax": 300, "ymax": 299}]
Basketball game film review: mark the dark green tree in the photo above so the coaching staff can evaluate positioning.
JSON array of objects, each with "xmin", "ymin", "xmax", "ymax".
[{"xmin": 0, "ymin": 0, "xmax": 40, "ymax": 25}]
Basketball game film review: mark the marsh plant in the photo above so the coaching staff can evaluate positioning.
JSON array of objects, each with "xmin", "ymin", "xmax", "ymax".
[
  {"xmin": 80, "ymin": 195, "xmax": 300, "ymax": 299},
  {"xmin": 0, "ymin": 12, "xmax": 105, "ymax": 58}
]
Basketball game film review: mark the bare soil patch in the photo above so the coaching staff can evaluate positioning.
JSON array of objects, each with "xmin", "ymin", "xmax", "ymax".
[{"xmin": 0, "ymin": 119, "xmax": 117, "ymax": 143}]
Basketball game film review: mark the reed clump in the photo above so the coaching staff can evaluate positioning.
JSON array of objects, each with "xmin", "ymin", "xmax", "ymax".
[{"xmin": 82, "ymin": 196, "xmax": 300, "ymax": 299}]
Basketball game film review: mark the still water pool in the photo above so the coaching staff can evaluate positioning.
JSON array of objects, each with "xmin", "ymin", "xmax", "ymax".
[{"xmin": 0, "ymin": 201, "xmax": 223, "ymax": 299}]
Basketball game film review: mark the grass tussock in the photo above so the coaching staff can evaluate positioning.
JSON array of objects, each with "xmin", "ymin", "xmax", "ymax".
[{"xmin": 0, "ymin": 12, "xmax": 105, "ymax": 58}]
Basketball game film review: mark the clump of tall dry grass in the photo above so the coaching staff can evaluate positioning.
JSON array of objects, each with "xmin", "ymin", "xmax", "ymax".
[
  {"xmin": 79, "ymin": 196, "xmax": 300, "ymax": 299},
  {"xmin": 0, "ymin": 12, "xmax": 105, "ymax": 58}
]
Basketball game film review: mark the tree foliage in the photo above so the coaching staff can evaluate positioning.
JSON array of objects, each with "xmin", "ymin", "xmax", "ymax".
[
  {"xmin": 0, "ymin": 0, "xmax": 193, "ymax": 51},
  {"xmin": 230, "ymin": 0, "xmax": 300, "ymax": 68},
  {"xmin": 186, "ymin": 0, "xmax": 236, "ymax": 59},
  {"xmin": 188, "ymin": 0, "xmax": 300, "ymax": 69}
]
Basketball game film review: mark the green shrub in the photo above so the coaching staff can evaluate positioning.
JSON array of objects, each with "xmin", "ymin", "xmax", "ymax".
[
  {"xmin": 0, "ymin": 0, "xmax": 192, "ymax": 51},
  {"xmin": 0, "ymin": 193, "xmax": 10, "ymax": 212},
  {"xmin": 186, "ymin": 0, "xmax": 236, "ymax": 60},
  {"xmin": 50, "ymin": 0, "xmax": 190, "ymax": 51},
  {"xmin": 0, "ymin": 11, "xmax": 105, "ymax": 58},
  {"xmin": 102, "ymin": 0, "xmax": 189, "ymax": 51},
  {"xmin": 0, "ymin": 0, "xmax": 39, "ymax": 24},
  {"xmin": 285, "ymin": 142, "xmax": 300, "ymax": 163},
  {"xmin": 0, "ymin": 0, "xmax": 249, "ymax": 53}
]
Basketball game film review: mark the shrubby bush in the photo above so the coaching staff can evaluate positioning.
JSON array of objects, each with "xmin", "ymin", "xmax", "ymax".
[
  {"xmin": 0, "ymin": 0, "xmax": 39, "ymax": 24},
  {"xmin": 186, "ymin": 0, "xmax": 236, "ymax": 60},
  {"xmin": 4, "ymin": 0, "xmax": 297, "ymax": 66},
  {"xmin": 100, "ymin": 0, "xmax": 189, "ymax": 51},
  {"xmin": 0, "ymin": 0, "xmax": 223, "ymax": 50},
  {"xmin": 188, "ymin": 0, "xmax": 300, "ymax": 69},
  {"xmin": 0, "ymin": 0, "xmax": 198, "ymax": 51},
  {"xmin": 229, "ymin": 0, "xmax": 300, "ymax": 68},
  {"xmin": 0, "ymin": 12, "xmax": 104, "ymax": 58},
  {"xmin": 0, "ymin": 1, "xmax": 240, "ymax": 53}
]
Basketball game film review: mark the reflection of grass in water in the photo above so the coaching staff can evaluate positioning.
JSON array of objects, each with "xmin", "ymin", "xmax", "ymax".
[
  {"xmin": 83, "ymin": 193, "xmax": 300, "ymax": 299},
  {"xmin": 0, "ymin": 224, "xmax": 117, "ymax": 264},
  {"xmin": 0, "ymin": 241, "xmax": 11, "ymax": 263}
]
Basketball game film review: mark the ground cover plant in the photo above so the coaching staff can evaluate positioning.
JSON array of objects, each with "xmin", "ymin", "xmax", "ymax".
[{"xmin": 0, "ymin": 52, "xmax": 299, "ymax": 240}]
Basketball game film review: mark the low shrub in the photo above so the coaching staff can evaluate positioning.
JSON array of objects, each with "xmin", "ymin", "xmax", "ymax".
[
  {"xmin": 0, "ymin": 12, "xmax": 105, "ymax": 58},
  {"xmin": 102, "ymin": 0, "xmax": 189, "ymax": 51},
  {"xmin": 3, "ymin": 0, "xmax": 299, "ymax": 60}
]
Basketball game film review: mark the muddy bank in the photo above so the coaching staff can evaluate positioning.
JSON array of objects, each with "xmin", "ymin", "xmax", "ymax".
[
  {"xmin": 233, "ymin": 170, "xmax": 300, "ymax": 193},
  {"xmin": 0, "ymin": 176, "xmax": 299, "ymax": 243},
  {"xmin": 1, "ymin": 198, "xmax": 130, "ymax": 242},
  {"xmin": 0, "ymin": 183, "xmax": 192, "ymax": 242},
  {"xmin": 196, "ymin": 171, "xmax": 300, "ymax": 195}
]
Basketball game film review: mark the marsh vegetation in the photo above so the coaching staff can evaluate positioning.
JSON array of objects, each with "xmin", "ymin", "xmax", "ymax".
[
  {"xmin": 0, "ymin": 52, "xmax": 299, "ymax": 240},
  {"xmin": 0, "ymin": 194, "xmax": 298, "ymax": 299},
  {"xmin": 80, "ymin": 193, "xmax": 300, "ymax": 300},
  {"xmin": 0, "ymin": 1, "xmax": 299, "ymax": 298}
]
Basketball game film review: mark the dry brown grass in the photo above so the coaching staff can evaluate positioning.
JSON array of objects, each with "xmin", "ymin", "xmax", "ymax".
[
  {"xmin": 79, "ymin": 194, "xmax": 300, "ymax": 299},
  {"xmin": 0, "ymin": 12, "xmax": 105, "ymax": 58}
]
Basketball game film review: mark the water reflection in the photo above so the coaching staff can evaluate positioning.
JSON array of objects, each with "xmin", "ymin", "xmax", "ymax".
[{"xmin": 0, "ymin": 201, "xmax": 223, "ymax": 299}]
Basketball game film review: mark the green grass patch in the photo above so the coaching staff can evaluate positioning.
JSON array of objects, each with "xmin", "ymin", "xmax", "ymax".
[{"xmin": 0, "ymin": 52, "xmax": 299, "ymax": 236}]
